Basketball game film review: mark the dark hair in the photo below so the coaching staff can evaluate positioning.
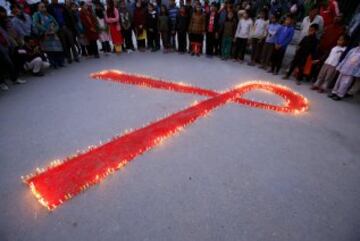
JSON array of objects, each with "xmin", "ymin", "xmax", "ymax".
[
  {"xmin": 309, "ymin": 23, "xmax": 319, "ymax": 31},
  {"xmin": 10, "ymin": 3, "xmax": 20, "ymax": 11},
  {"xmin": 340, "ymin": 34, "xmax": 350, "ymax": 43},
  {"xmin": 106, "ymin": 0, "xmax": 115, "ymax": 17},
  {"xmin": 0, "ymin": 6, "xmax": 6, "ymax": 14}
]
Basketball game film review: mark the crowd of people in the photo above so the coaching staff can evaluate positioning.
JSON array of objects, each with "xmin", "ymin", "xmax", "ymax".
[{"xmin": 0, "ymin": 0, "xmax": 359, "ymax": 101}]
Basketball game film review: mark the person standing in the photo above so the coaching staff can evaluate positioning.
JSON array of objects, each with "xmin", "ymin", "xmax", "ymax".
[
  {"xmin": 300, "ymin": 6, "xmax": 324, "ymax": 40},
  {"xmin": 118, "ymin": 0, "xmax": 135, "ymax": 52},
  {"xmin": 329, "ymin": 43, "xmax": 360, "ymax": 100},
  {"xmin": 105, "ymin": 0, "xmax": 123, "ymax": 54},
  {"xmin": 259, "ymin": 14, "xmax": 281, "ymax": 69},
  {"xmin": 283, "ymin": 24, "xmax": 319, "ymax": 84},
  {"xmin": 205, "ymin": 3, "xmax": 219, "ymax": 57},
  {"xmin": 220, "ymin": 10, "xmax": 236, "ymax": 60},
  {"xmin": 270, "ymin": 15, "xmax": 294, "ymax": 75},
  {"xmin": 80, "ymin": 2, "xmax": 100, "ymax": 58},
  {"xmin": 146, "ymin": 3, "xmax": 160, "ymax": 52},
  {"xmin": 188, "ymin": 3, "xmax": 205, "ymax": 56},
  {"xmin": 233, "ymin": 10, "xmax": 253, "ymax": 62},
  {"xmin": 10, "ymin": 3, "xmax": 32, "ymax": 41},
  {"xmin": 32, "ymin": 2, "xmax": 65, "ymax": 67},
  {"xmin": 95, "ymin": 2, "xmax": 111, "ymax": 55},
  {"xmin": 176, "ymin": 5, "xmax": 189, "ymax": 53},
  {"xmin": 133, "ymin": 0, "xmax": 147, "ymax": 51},
  {"xmin": 248, "ymin": 9, "xmax": 268, "ymax": 65},
  {"xmin": 47, "ymin": 0, "xmax": 79, "ymax": 63},
  {"xmin": 168, "ymin": 0, "xmax": 178, "ymax": 50}
]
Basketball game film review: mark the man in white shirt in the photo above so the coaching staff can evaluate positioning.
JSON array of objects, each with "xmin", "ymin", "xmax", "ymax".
[{"xmin": 300, "ymin": 6, "xmax": 324, "ymax": 41}]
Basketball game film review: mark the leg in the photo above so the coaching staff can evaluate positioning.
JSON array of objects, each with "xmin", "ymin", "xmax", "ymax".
[
  {"xmin": 250, "ymin": 38, "xmax": 258, "ymax": 63},
  {"xmin": 313, "ymin": 64, "xmax": 329, "ymax": 87},
  {"xmin": 332, "ymin": 74, "xmax": 354, "ymax": 98}
]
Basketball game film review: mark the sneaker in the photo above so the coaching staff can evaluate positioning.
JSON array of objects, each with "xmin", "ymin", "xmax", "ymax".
[
  {"xmin": 317, "ymin": 89, "xmax": 324, "ymax": 93},
  {"xmin": 310, "ymin": 85, "xmax": 319, "ymax": 90},
  {"xmin": 0, "ymin": 83, "xmax": 9, "ymax": 91},
  {"xmin": 332, "ymin": 95, "xmax": 342, "ymax": 101},
  {"xmin": 32, "ymin": 72, "xmax": 44, "ymax": 77},
  {"xmin": 328, "ymin": 93, "xmax": 336, "ymax": 98},
  {"xmin": 282, "ymin": 75, "xmax": 289, "ymax": 80},
  {"xmin": 14, "ymin": 79, "xmax": 26, "ymax": 85}
]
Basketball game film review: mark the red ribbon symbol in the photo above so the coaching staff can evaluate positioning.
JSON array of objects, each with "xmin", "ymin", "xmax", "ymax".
[{"xmin": 23, "ymin": 70, "xmax": 309, "ymax": 210}]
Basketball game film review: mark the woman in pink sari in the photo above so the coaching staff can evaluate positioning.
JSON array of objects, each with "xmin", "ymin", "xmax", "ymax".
[{"xmin": 105, "ymin": 0, "xmax": 123, "ymax": 53}]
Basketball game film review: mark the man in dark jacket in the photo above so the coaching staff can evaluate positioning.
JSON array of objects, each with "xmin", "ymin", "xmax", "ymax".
[{"xmin": 47, "ymin": 0, "xmax": 79, "ymax": 63}]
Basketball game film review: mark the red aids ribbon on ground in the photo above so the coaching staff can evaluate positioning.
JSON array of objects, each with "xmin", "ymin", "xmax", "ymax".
[{"xmin": 22, "ymin": 70, "xmax": 309, "ymax": 210}]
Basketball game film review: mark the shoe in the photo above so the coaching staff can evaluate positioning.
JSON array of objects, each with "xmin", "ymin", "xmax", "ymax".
[
  {"xmin": 317, "ymin": 89, "xmax": 324, "ymax": 93},
  {"xmin": 248, "ymin": 62, "xmax": 255, "ymax": 66},
  {"xmin": 32, "ymin": 72, "xmax": 44, "ymax": 77},
  {"xmin": 332, "ymin": 95, "xmax": 342, "ymax": 101},
  {"xmin": 74, "ymin": 58, "xmax": 80, "ymax": 62},
  {"xmin": 310, "ymin": 85, "xmax": 319, "ymax": 90},
  {"xmin": 0, "ymin": 83, "xmax": 9, "ymax": 91},
  {"xmin": 14, "ymin": 79, "xmax": 26, "ymax": 84},
  {"xmin": 328, "ymin": 93, "xmax": 336, "ymax": 98},
  {"xmin": 67, "ymin": 59, "xmax": 73, "ymax": 64},
  {"xmin": 296, "ymin": 81, "xmax": 301, "ymax": 85},
  {"xmin": 282, "ymin": 75, "xmax": 289, "ymax": 80},
  {"xmin": 94, "ymin": 55, "xmax": 100, "ymax": 59}
]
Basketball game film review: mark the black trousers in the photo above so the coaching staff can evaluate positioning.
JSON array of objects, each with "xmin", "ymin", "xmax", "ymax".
[
  {"xmin": 88, "ymin": 40, "xmax": 99, "ymax": 57},
  {"xmin": 147, "ymin": 30, "xmax": 160, "ymax": 50},
  {"xmin": 233, "ymin": 38, "xmax": 247, "ymax": 60},
  {"xmin": 206, "ymin": 32, "xmax": 219, "ymax": 56},
  {"xmin": 177, "ymin": 31, "xmax": 187, "ymax": 52},
  {"xmin": 58, "ymin": 26, "xmax": 78, "ymax": 61},
  {"xmin": 271, "ymin": 47, "xmax": 286, "ymax": 74},
  {"xmin": 122, "ymin": 28, "xmax": 134, "ymax": 50},
  {"xmin": 0, "ymin": 47, "xmax": 18, "ymax": 83}
]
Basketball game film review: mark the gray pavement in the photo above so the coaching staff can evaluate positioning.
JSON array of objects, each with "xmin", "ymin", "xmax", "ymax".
[{"xmin": 0, "ymin": 50, "xmax": 359, "ymax": 241}]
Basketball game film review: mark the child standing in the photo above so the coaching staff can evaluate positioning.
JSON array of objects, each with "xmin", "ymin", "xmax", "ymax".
[
  {"xmin": 220, "ymin": 11, "xmax": 236, "ymax": 60},
  {"xmin": 311, "ymin": 34, "xmax": 348, "ymax": 92},
  {"xmin": 188, "ymin": 4, "xmax": 205, "ymax": 56},
  {"xmin": 270, "ymin": 15, "xmax": 294, "ymax": 75},
  {"xmin": 158, "ymin": 5, "xmax": 171, "ymax": 53},
  {"xmin": 95, "ymin": 2, "xmax": 111, "ymax": 55},
  {"xmin": 329, "ymin": 43, "xmax": 360, "ymax": 100},
  {"xmin": 233, "ymin": 10, "xmax": 253, "ymax": 62},
  {"xmin": 168, "ymin": 0, "xmax": 179, "ymax": 50},
  {"xmin": 260, "ymin": 14, "xmax": 281, "ymax": 69},
  {"xmin": 176, "ymin": 5, "xmax": 189, "ymax": 53},
  {"xmin": 283, "ymin": 23, "xmax": 319, "ymax": 84},
  {"xmin": 146, "ymin": 3, "xmax": 160, "ymax": 52},
  {"xmin": 249, "ymin": 10, "xmax": 268, "ymax": 65}
]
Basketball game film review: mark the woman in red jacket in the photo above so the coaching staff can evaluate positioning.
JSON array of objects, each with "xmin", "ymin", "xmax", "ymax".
[{"xmin": 80, "ymin": 3, "xmax": 100, "ymax": 58}]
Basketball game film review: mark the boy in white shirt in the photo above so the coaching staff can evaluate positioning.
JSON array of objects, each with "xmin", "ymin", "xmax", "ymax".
[
  {"xmin": 249, "ymin": 10, "xmax": 268, "ymax": 65},
  {"xmin": 311, "ymin": 34, "xmax": 348, "ymax": 93},
  {"xmin": 233, "ymin": 10, "xmax": 253, "ymax": 62}
]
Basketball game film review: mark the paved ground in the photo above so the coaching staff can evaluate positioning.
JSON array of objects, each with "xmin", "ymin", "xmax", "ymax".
[{"xmin": 0, "ymin": 50, "xmax": 359, "ymax": 241}]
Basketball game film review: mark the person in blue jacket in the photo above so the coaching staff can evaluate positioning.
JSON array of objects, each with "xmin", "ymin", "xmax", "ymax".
[{"xmin": 270, "ymin": 14, "xmax": 295, "ymax": 75}]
